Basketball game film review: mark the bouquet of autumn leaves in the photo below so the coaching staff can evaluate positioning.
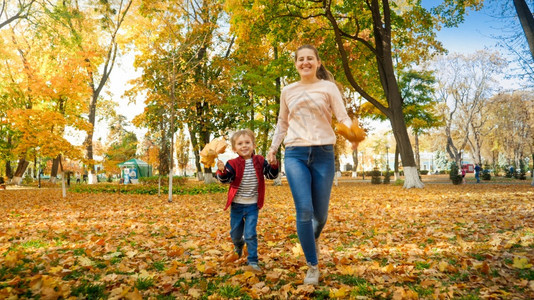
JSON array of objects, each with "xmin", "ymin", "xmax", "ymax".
[
  {"xmin": 335, "ymin": 119, "xmax": 366, "ymax": 146},
  {"xmin": 199, "ymin": 138, "xmax": 227, "ymax": 168}
]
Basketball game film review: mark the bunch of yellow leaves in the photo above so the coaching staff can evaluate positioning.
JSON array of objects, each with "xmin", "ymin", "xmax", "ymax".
[
  {"xmin": 335, "ymin": 119, "xmax": 366, "ymax": 146},
  {"xmin": 200, "ymin": 138, "xmax": 228, "ymax": 168}
]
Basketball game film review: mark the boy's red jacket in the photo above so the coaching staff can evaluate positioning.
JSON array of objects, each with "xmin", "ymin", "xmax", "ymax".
[{"xmin": 216, "ymin": 154, "xmax": 279, "ymax": 210}]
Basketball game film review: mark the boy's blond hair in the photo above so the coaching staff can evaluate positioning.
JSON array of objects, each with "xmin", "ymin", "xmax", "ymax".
[{"xmin": 230, "ymin": 129, "xmax": 256, "ymax": 150}]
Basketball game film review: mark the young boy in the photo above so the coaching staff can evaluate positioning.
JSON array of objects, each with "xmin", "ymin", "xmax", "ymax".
[{"xmin": 216, "ymin": 129, "xmax": 279, "ymax": 272}]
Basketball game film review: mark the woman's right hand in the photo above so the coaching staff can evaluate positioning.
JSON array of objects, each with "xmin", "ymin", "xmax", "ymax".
[{"xmin": 266, "ymin": 150, "xmax": 276, "ymax": 165}]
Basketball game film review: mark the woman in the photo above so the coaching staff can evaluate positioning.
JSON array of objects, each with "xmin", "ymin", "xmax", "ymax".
[{"xmin": 266, "ymin": 45, "xmax": 357, "ymax": 285}]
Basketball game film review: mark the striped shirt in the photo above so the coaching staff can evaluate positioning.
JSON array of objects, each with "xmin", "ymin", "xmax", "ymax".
[{"xmin": 234, "ymin": 159, "xmax": 258, "ymax": 204}]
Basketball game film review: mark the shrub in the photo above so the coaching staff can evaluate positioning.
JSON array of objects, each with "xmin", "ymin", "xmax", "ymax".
[
  {"xmin": 371, "ymin": 167, "xmax": 382, "ymax": 184},
  {"xmin": 383, "ymin": 168, "xmax": 391, "ymax": 184},
  {"xmin": 70, "ymin": 183, "xmax": 227, "ymax": 195},
  {"xmin": 139, "ymin": 176, "xmax": 187, "ymax": 186},
  {"xmin": 420, "ymin": 170, "xmax": 429, "ymax": 175},
  {"xmin": 482, "ymin": 164, "xmax": 491, "ymax": 181}
]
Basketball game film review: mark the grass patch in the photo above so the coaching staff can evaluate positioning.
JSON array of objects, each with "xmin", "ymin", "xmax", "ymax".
[
  {"xmin": 332, "ymin": 274, "xmax": 367, "ymax": 286},
  {"xmin": 518, "ymin": 269, "xmax": 534, "ymax": 280},
  {"xmin": 73, "ymin": 248, "xmax": 86, "ymax": 256},
  {"xmin": 152, "ymin": 260, "xmax": 166, "ymax": 271},
  {"xmin": 415, "ymin": 261, "xmax": 431, "ymax": 270},
  {"xmin": 20, "ymin": 240, "xmax": 47, "ymax": 248},
  {"xmin": 135, "ymin": 277, "xmax": 155, "ymax": 290},
  {"xmin": 71, "ymin": 281, "xmax": 106, "ymax": 299},
  {"xmin": 218, "ymin": 284, "xmax": 243, "ymax": 298}
]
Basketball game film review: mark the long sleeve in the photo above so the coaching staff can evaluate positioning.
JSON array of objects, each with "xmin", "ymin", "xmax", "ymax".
[
  {"xmin": 216, "ymin": 162, "xmax": 235, "ymax": 184},
  {"xmin": 329, "ymin": 83, "xmax": 352, "ymax": 128},
  {"xmin": 269, "ymin": 80, "xmax": 352, "ymax": 151},
  {"xmin": 269, "ymin": 89, "xmax": 289, "ymax": 154}
]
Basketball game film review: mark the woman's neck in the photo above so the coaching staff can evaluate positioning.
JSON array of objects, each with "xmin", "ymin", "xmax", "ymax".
[{"xmin": 299, "ymin": 76, "xmax": 320, "ymax": 84}]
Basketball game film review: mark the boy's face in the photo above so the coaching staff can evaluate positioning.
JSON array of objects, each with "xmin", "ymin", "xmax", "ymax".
[{"xmin": 233, "ymin": 134, "xmax": 255, "ymax": 159}]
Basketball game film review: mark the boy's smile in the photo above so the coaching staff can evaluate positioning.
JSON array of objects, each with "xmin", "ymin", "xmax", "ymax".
[{"xmin": 233, "ymin": 135, "xmax": 255, "ymax": 159}]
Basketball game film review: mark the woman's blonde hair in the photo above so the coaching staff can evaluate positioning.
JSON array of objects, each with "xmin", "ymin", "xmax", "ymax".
[
  {"xmin": 230, "ymin": 129, "xmax": 256, "ymax": 149},
  {"xmin": 295, "ymin": 45, "xmax": 334, "ymax": 81}
]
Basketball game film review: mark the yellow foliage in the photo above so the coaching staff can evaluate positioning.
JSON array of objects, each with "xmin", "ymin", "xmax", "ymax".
[
  {"xmin": 335, "ymin": 119, "xmax": 366, "ymax": 146},
  {"xmin": 199, "ymin": 138, "xmax": 228, "ymax": 168}
]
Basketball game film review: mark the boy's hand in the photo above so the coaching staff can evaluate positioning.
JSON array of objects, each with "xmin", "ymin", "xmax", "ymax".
[{"xmin": 217, "ymin": 159, "xmax": 225, "ymax": 172}]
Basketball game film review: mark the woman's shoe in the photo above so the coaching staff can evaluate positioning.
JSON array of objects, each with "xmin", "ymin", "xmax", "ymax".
[{"xmin": 304, "ymin": 263, "xmax": 320, "ymax": 285}]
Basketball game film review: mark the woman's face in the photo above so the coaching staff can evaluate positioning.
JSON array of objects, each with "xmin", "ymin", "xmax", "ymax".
[{"xmin": 295, "ymin": 48, "xmax": 320, "ymax": 80}]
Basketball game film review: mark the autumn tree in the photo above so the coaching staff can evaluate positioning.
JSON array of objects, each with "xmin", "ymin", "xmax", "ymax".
[
  {"xmin": 103, "ymin": 130, "xmax": 138, "ymax": 176},
  {"xmin": 433, "ymin": 51, "xmax": 506, "ymax": 168},
  {"xmin": 127, "ymin": 0, "xmax": 236, "ymax": 184},
  {"xmin": 40, "ymin": 0, "xmax": 134, "ymax": 183},
  {"xmin": 226, "ymin": 0, "xmax": 486, "ymax": 188},
  {"xmin": 363, "ymin": 68, "xmax": 440, "ymax": 177},
  {"xmin": 1, "ymin": 9, "xmax": 86, "ymax": 183},
  {"xmin": 485, "ymin": 91, "xmax": 533, "ymax": 172},
  {"xmin": 175, "ymin": 129, "xmax": 190, "ymax": 176}
]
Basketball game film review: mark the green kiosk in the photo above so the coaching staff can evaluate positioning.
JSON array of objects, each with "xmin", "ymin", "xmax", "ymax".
[{"xmin": 118, "ymin": 159, "xmax": 153, "ymax": 184}]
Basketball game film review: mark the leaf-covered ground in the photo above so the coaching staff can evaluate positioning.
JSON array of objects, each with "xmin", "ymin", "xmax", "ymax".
[{"xmin": 1, "ymin": 182, "xmax": 533, "ymax": 299}]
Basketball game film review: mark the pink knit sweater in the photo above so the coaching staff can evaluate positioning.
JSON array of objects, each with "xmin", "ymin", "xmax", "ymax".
[{"xmin": 269, "ymin": 80, "xmax": 352, "ymax": 153}]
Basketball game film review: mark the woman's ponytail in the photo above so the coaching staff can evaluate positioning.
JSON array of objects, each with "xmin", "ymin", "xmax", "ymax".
[{"xmin": 317, "ymin": 65, "xmax": 334, "ymax": 82}]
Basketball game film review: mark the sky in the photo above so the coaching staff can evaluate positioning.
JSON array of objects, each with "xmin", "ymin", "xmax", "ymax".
[{"xmin": 93, "ymin": 1, "xmax": 524, "ymax": 145}]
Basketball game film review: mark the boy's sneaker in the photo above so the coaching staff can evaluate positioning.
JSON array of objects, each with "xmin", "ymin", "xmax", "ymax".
[
  {"xmin": 248, "ymin": 263, "xmax": 262, "ymax": 272},
  {"xmin": 234, "ymin": 245, "xmax": 243, "ymax": 258},
  {"xmin": 304, "ymin": 263, "xmax": 320, "ymax": 285}
]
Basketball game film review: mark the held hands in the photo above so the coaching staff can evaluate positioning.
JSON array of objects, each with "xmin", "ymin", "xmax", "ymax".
[
  {"xmin": 217, "ymin": 159, "xmax": 225, "ymax": 172},
  {"xmin": 266, "ymin": 150, "xmax": 277, "ymax": 166}
]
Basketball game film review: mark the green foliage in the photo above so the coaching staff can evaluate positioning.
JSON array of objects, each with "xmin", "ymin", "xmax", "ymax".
[
  {"xmin": 397, "ymin": 69, "xmax": 442, "ymax": 135},
  {"xmin": 70, "ymin": 183, "xmax": 227, "ymax": 195}
]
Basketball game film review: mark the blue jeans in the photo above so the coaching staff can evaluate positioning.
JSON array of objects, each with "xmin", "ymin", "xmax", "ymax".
[
  {"xmin": 475, "ymin": 172, "xmax": 480, "ymax": 183},
  {"xmin": 230, "ymin": 203, "xmax": 259, "ymax": 264},
  {"xmin": 284, "ymin": 145, "xmax": 335, "ymax": 266}
]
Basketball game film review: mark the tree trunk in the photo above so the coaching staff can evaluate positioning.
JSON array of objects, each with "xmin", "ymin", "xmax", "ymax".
[
  {"xmin": 414, "ymin": 132, "xmax": 420, "ymax": 170},
  {"xmin": 13, "ymin": 158, "xmax": 29, "ymax": 185},
  {"xmin": 84, "ymin": 92, "xmax": 98, "ymax": 184},
  {"xmin": 352, "ymin": 150, "xmax": 358, "ymax": 177},
  {"xmin": 6, "ymin": 160, "xmax": 13, "ymax": 179},
  {"xmin": 390, "ymin": 109, "xmax": 424, "ymax": 188},
  {"xmin": 514, "ymin": 0, "xmax": 534, "ymax": 61},
  {"xmin": 50, "ymin": 155, "xmax": 61, "ymax": 183}
]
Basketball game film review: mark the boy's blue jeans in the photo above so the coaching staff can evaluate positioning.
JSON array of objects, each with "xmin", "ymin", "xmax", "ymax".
[
  {"xmin": 284, "ymin": 145, "xmax": 335, "ymax": 266},
  {"xmin": 230, "ymin": 203, "xmax": 259, "ymax": 264}
]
